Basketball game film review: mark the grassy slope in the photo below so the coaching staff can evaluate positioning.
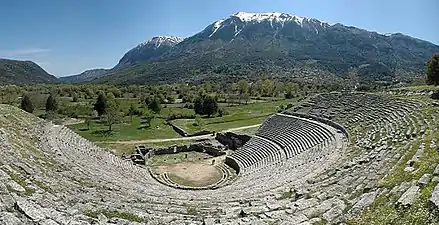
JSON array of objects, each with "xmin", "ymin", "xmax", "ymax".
[{"xmin": 348, "ymin": 95, "xmax": 439, "ymax": 225}]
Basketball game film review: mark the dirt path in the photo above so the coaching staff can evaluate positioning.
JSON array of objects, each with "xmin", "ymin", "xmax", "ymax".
[
  {"xmin": 223, "ymin": 124, "xmax": 261, "ymax": 132},
  {"xmin": 61, "ymin": 118, "xmax": 84, "ymax": 126},
  {"xmin": 97, "ymin": 123, "xmax": 261, "ymax": 144}
]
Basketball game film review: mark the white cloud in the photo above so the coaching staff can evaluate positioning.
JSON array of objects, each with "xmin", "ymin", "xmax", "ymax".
[{"xmin": 0, "ymin": 48, "xmax": 52, "ymax": 57}]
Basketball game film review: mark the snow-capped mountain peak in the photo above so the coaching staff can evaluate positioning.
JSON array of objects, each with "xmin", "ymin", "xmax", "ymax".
[
  {"xmin": 204, "ymin": 12, "xmax": 328, "ymax": 39},
  {"xmin": 138, "ymin": 36, "xmax": 184, "ymax": 49},
  {"xmin": 231, "ymin": 12, "xmax": 306, "ymax": 25}
]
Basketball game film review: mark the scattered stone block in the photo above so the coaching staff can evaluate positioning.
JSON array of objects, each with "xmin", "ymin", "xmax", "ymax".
[
  {"xmin": 404, "ymin": 167, "xmax": 416, "ymax": 173},
  {"xmin": 397, "ymin": 185, "xmax": 420, "ymax": 207},
  {"xmin": 429, "ymin": 184, "xmax": 439, "ymax": 211},
  {"xmin": 417, "ymin": 174, "xmax": 431, "ymax": 187},
  {"xmin": 434, "ymin": 165, "xmax": 439, "ymax": 176}
]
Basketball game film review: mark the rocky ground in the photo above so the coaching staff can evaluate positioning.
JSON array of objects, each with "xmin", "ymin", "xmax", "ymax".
[{"xmin": 0, "ymin": 92, "xmax": 438, "ymax": 224}]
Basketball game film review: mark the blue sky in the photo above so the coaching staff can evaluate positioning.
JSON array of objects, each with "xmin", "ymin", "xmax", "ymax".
[{"xmin": 0, "ymin": 0, "xmax": 438, "ymax": 77}]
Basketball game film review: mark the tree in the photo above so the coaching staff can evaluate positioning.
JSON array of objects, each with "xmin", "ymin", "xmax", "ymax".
[
  {"xmin": 127, "ymin": 103, "xmax": 139, "ymax": 122},
  {"xmin": 45, "ymin": 94, "xmax": 58, "ymax": 120},
  {"xmin": 241, "ymin": 92, "xmax": 250, "ymax": 104},
  {"xmin": 237, "ymin": 80, "xmax": 250, "ymax": 103},
  {"xmin": 202, "ymin": 95, "xmax": 218, "ymax": 117},
  {"xmin": 237, "ymin": 80, "xmax": 249, "ymax": 95},
  {"xmin": 93, "ymin": 91, "xmax": 107, "ymax": 116},
  {"xmin": 72, "ymin": 92, "xmax": 79, "ymax": 102},
  {"xmin": 284, "ymin": 82, "xmax": 298, "ymax": 99},
  {"xmin": 262, "ymin": 79, "xmax": 274, "ymax": 97},
  {"xmin": 194, "ymin": 115, "xmax": 204, "ymax": 128},
  {"xmin": 148, "ymin": 97, "xmax": 162, "ymax": 114},
  {"xmin": 101, "ymin": 93, "xmax": 120, "ymax": 131},
  {"xmin": 166, "ymin": 95, "xmax": 176, "ymax": 104},
  {"xmin": 427, "ymin": 54, "xmax": 439, "ymax": 86},
  {"xmin": 194, "ymin": 97, "xmax": 204, "ymax": 115},
  {"xmin": 45, "ymin": 94, "xmax": 58, "ymax": 113},
  {"xmin": 20, "ymin": 94, "xmax": 34, "ymax": 113},
  {"xmin": 143, "ymin": 109, "xmax": 154, "ymax": 128},
  {"xmin": 109, "ymin": 87, "xmax": 122, "ymax": 98}
]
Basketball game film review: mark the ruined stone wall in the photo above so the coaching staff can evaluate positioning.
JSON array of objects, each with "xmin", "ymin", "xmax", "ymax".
[
  {"xmin": 225, "ymin": 157, "xmax": 240, "ymax": 174},
  {"xmin": 151, "ymin": 143, "xmax": 225, "ymax": 157},
  {"xmin": 216, "ymin": 132, "xmax": 251, "ymax": 150}
]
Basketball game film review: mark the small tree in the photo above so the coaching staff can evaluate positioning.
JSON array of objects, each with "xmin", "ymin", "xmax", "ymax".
[
  {"xmin": 148, "ymin": 97, "xmax": 162, "ymax": 114},
  {"xmin": 21, "ymin": 94, "xmax": 34, "ymax": 113},
  {"xmin": 72, "ymin": 92, "xmax": 79, "ymax": 102},
  {"xmin": 194, "ymin": 115, "xmax": 204, "ymax": 128},
  {"xmin": 109, "ymin": 87, "xmax": 122, "ymax": 98},
  {"xmin": 101, "ymin": 93, "xmax": 120, "ymax": 131},
  {"xmin": 427, "ymin": 54, "xmax": 439, "ymax": 86},
  {"xmin": 45, "ymin": 94, "xmax": 58, "ymax": 113},
  {"xmin": 93, "ymin": 91, "xmax": 107, "ymax": 116},
  {"xmin": 166, "ymin": 95, "xmax": 176, "ymax": 104},
  {"xmin": 143, "ymin": 110, "xmax": 154, "ymax": 128},
  {"xmin": 127, "ymin": 103, "xmax": 138, "ymax": 122},
  {"xmin": 194, "ymin": 96, "xmax": 204, "ymax": 115},
  {"xmin": 203, "ymin": 95, "xmax": 218, "ymax": 117}
]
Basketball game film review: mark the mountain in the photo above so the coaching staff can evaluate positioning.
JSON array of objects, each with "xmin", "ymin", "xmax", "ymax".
[
  {"xmin": 0, "ymin": 58, "xmax": 58, "ymax": 85},
  {"xmin": 116, "ymin": 36, "xmax": 184, "ymax": 68},
  {"xmin": 59, "ymin": 36, "xmax": 184, "ymax": 83},
  {"xmin": 92, "ymin": 12, "xmax": 439, "ymax": 85},
  {"xmin": 59, "ymin": 69, "xmax": 110, "ymax": 83}
]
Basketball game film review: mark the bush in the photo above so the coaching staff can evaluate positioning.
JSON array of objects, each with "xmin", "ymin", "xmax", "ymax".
[
  {"xmin": 183, "ymin": 103, "xmax": 194, "ymax": 109},
  {"xmin": 431, "ymin": 90, "xmax": 439, "ymax": 100},
  {"xmin": 167, "ymin": 112, "xmax": 196, "ymax": 120}
]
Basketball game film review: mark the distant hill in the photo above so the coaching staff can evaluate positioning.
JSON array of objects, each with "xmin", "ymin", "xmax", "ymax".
[
  {"xmin": 80, "ymin": 12, "xmax": 439, "ymax": 85},
  {"xmin": 59, "ymin": 36, "xmax": 184, "ymax": 83},
  {"xmin": 0, "ymin": 58, "xmax": 58, "ymax": 85},
  {"xmin": 59, "ymin": 69, "xmax": 110, "ymax": 83}
]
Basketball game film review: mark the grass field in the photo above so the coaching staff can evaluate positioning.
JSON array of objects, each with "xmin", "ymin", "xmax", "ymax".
[
  {"xmin": 68, "ymin": 98, "xmax": 291, "ymax": 143},
  {"xmin": 173, "ymin": 99, "xmax": 292, "ymax": 134},
  {"xmin": 69, "ymin": 116, "xmax": 178, "ymax": 142}
]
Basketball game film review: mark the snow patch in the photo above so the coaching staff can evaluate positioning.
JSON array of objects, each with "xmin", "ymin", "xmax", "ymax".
[
  {"xmin": 231, "ymin": 12, "xmax": 307, "ymax": 27},
  {"xmin": 209, "ymin": 19, "xmax": 225, "ymax": 38},
  {"xmin": 137, "ymin": 36, "xmax": 184, "ymax": 49}
]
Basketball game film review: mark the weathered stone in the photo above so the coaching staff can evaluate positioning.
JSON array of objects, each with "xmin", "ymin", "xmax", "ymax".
[
  {"xmin": 349, "ymin": 191, "xmax": 378, "ymax": 216},
  {"xmin": 404, "ymin": 167, "xmax": 416, "ymax": 173},
  {"xmin": 39, "ymin": 219, "xmax": 60, "ymax": 225},
  {"xmin": 293, "ymin": 198, "xmax": 319, "ymax": 211},
  {"xmin": 308, "ymin": 217, "xmax": 322, "ymax": 224},
  {"xmin": 0, "ymin": 212, "xmax": 24, "ymax": 225},
  {"xmin": 434, "ymin": 164, "xmax": 439, "ymax": 176},
  {"xmin": 323, "ymin": 206, "xmax": 343, "ymax": 222},
  {"xmin": 15, "ymin": 199, "xmax": 46, "ymax": 222},
  {"xmin": 397, "ymin": 185, "xmax": 420, "ymax": 207},
  {"xmin": 417, "ymin": 174, "xmax": 431, "ymax": 187},
  {"xmin": 283, "ymin": 213, "xmax": 308, "ymax": 225},
  {"xmin": 429, "ymin": 183, "xmax": 439, "ymax": 211},
  {"xmin": 6, "ymin": 180, "xmax": 26, "ymax": 193},
  {"xmin": 266, "ymin": 202, "xmax": 282, "ymax": 211}
]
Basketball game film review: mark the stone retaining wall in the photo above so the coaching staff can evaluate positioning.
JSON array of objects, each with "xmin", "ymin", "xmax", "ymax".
[{"xmin": 216, "ymin": 132, "xmax": 251, "ymax": 150}]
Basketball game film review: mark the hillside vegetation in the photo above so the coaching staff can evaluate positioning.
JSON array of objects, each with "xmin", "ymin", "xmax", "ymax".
[{"xmin": 0, "ymin": 59, "xmax": 58, "ymax": 85}]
